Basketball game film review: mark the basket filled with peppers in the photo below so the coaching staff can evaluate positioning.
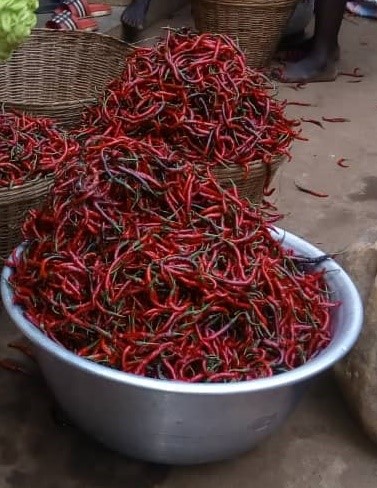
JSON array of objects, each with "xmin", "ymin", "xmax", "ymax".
[
  {"xmin": 77, "ymin": 29, "xmax": 297, "ymax": 204},
  {"xmin": 1, "ymin": 132, "xmax": 363, "ymax": 464},
  {"xmin": 0, "ymin": 111, "xmax": 78, "ymax": 261}
]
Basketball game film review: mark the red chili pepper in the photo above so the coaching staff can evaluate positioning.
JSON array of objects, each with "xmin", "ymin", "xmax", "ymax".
[
  {"xmin": 322, "ymin": 117, "xmax": 350, "ymax": 123},
  {"xmin": 0, "ymin": 358, "xmax": 32, "ymax": 375},
  {"xmin": 286, "ymin": 101, "xmax": 315, "ymax": 107},
  {"xmin": 339, "ymin": 68, "xmax": 364, "ymax": 78},
  {"xmin": 294, "ymin": 181, "xmax": 329, "ymax": 198},
  {"xmin": 336, "ymin": 158, "xmax": 350, "ymax": 168},
  {"xmin": 0, "ymin": 112, "xmax": 78, "ymax": 187},
  {"xmin": 301, "ymin": 118, "xmax": 324, "ymax": 129},
  {"xmin": 8, "ymin": 340, "xmax": 36, "ymax": 361},
  {"xmin": 9, "ymin": 31, "xmax": 332, "ymax": 384}
]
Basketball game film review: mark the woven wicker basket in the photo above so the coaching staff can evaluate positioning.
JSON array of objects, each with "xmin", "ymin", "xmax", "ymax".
[
  {"xmin": 0, "ymin": 29, "xmax": 129, "ymax": 127},
  {"xmin": 0, "ymin": 177, "xmax": 53, "ymax": 261},
  {"xmin": 192, "ymin": 0, "xmax": 299, "ymax": 68},
  {"xmin": 214, "ymin": 156, "xmax": 284, "ymax": 203}
]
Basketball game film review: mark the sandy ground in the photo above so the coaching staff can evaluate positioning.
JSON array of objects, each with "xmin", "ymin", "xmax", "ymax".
[{"xmin": 1, "ymin": 7, "xmax": 377, "ymax": 488}]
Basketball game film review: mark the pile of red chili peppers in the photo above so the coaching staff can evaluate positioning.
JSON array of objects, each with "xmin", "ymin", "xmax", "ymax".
[
  {"xmin": 79, "ymin": 29, "xmax": 298, "ymax": 170},
  {"xmin": 9, "ymin": 133, "xmax": 334, "ymax": 383},
  {"xmin": 0, "ymin": 112, "xmax": 75, "ymax": 188},
  {"xmin": 7, "ymin": 30, "xmax": 333, "ymax": 383}
]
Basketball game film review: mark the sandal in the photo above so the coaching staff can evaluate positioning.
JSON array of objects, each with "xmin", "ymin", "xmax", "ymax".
[
  {"xmin": 45, "ymin": 11, "xmax": 98, "ymax": 31},
  {"xmin": 54, "ymin": 0, "xmax": 112, "ymax": 18}
]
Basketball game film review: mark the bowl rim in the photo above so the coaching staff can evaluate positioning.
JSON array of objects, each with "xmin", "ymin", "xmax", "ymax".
[{"xmin": 1, "ymin": 227, "xmax": 363, "ymax": 395}]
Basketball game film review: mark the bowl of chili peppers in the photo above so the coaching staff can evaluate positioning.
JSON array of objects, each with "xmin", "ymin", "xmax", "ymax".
[{"xmin": 1, "ymin": 227, "xmax": 362, "ymax": 465}]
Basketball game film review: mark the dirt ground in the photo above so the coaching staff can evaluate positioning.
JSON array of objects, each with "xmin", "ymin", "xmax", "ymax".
[{"xmin": 1, "ymin": 7, "xmax": 377, "ymax": 488}]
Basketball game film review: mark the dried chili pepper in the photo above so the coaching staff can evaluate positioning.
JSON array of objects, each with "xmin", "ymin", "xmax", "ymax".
[
  {"xmin": 322, "ymin": 117, "xmax": 350, "ymax": 123},
  {"xmin": 336, "ymin": 158, "xmax": 350, "ymax": 168},
  {"xmin": 0, "ymin": 358, "xmax": 32, "ymax": 375},
  {"xmin": 0, "ymin": 112, "xmax": 78, "ymax": 187},
  {"xmin": 339, "ymin": 69, "xmax": 364, "ymax": 78},
  {"xmin": 8, "ymin": 340, "xmax": 36, "ymax": 361},
  {"xmin": 7, "ymin": 30, "xmax": 333, "ymax": 384},
  {"xmin": 294, "ymin": 181, "xmax": 329, "ymax": 198},
  {"xmin": 77, "ymin": 29, "xmax": 299, "ymax": 180},
  {"xmin": 286, "ymin": 102, "xmax": 315, "ymax": 107},
  {"xmin": 9, "ymin": 134, "xmax": 334, "ymax": 383},
  {"xmin": 301, "ymin": 118, "xmax": 324, "ymax": 129}
]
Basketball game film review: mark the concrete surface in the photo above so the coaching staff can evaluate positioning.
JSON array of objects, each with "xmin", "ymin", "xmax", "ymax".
[{"xmin": 2, "ymin": 7, "xmax": 377, "ymax": 488}]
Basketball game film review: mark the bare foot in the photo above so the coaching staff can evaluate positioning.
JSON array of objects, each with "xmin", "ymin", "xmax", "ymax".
[
  {"xmin": 278, "ymin": 49, "xmax": 340, "ymax": 83},
  {"xmin": 121, "ymin": 0, "xmax": 151, "ymax": 41}
]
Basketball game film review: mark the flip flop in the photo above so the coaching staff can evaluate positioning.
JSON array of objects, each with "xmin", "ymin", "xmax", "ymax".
[
  {"xmin": 45, "ymin": 11, "xmax": 98, "ymax": 31},
  {"xmin": 54, "ymin": 0, "xmax": 112, "ymax": 18}
]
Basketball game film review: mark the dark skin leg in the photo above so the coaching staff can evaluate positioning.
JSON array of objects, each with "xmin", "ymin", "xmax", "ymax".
[
  {"xmin": 121, "ymin": 0, "xmax": 152, "ymax": 42},
  {"xmin": 276, "ymin": 33, "xmax": 313, "ymax": 63},
  {"xmin": 280, "ymin": 0, "xmax": 347, "ymax": 83}
]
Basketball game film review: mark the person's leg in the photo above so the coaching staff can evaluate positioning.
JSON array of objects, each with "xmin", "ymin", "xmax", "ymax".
[
  {"xmin": 280, "ymin": 0, "xmax": 347, "ymax": 83},
  {"xmin": 121, "ymin": 0, "xmax": 152, "ymax": 41}
]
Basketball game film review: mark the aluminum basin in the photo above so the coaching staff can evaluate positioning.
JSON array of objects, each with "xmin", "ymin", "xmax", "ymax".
[{"xmin": 1, "ymin": 228, "xmax": 363, "ymax": 465}]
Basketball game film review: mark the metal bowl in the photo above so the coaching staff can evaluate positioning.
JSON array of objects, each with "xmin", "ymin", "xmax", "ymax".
[{"xmin": 1, "ymin": 228, "xmax": 363, "ymax": 465}]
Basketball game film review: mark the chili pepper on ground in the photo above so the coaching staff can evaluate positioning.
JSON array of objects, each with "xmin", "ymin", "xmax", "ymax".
[
  {"xmin": 0, "ymin": 358, "xmax": 32, "ymax": 375},
  {"xmin": 294, "ymin": 180, "xmax": 329, "ymax": 198},
  {"xmin": 8, "ymin": 340, "xmax": 36, "ymax": 361},
  {"xmin": 286, "ymin": 102, "xmax": 315, "ymax": 107},
  {"xmin": 301, "ymin": 118, "xmax": 324, "ymax": 129},
  {"xmin": 322, "ymin": 117, "xmax": 351, "ymax": 123},
  {"xmin": 336, "ymin": 158, "xmax": 350, "ymax": 168},
  {"xmin": 339, "ymin": 69, "xmax": 364, "ymax": 78}
]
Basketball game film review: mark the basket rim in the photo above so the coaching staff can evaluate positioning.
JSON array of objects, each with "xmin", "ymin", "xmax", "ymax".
[
  {"xmin": 0, "ymin": 175, "xmax": 54, "ymax": 195},
  {"xmin": 2, "ymin": 99, "xmax": 97, "ymax": 109},
  {"xmin": 29, "ymin": 28, "xmax": 130, "ymax": 48},
  {"xmin": 0, "ymin": 29, "xmax": 131, "ymax": 109},
  {"xmin": 213, "ymin": 154, "xmax": 287, "ymax": 172},
  {"xmin": 194, "ymin": 0, "xmax": 298, "ymax": 5}
]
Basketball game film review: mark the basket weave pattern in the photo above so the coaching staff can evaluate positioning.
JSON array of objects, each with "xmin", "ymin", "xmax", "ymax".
[
  {"xmin": 192, "ymin": 0, "xmax": 299, "ymax": 68},
  {"xmin": 0, "ymin": 29, "xmax": 129, "ymax": 127},
  {"xmin": 0, "ymin": 178, "xmax": 53, "ymax": 261},
  {"xmin": 214, "ymin": 157, "xmax": 283, "ymax": 203}
]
